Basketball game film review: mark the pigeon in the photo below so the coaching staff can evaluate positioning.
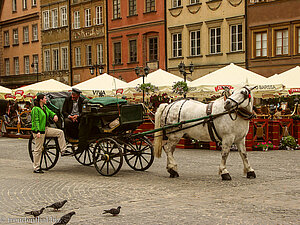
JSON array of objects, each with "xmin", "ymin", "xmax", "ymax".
[
  {"xmin": 53, "ymin": 211, "xmax": 75, "ymax": 225},
  {"xmin": 103, "ymin": 206, "xmax": 121, "ymax": 216},
  {"xmin": 46, "ymin": 200, "xmax": 67, "ymax": 211},
  {"xmin": 25, "ymin": 207, "xmax": 45, "ymax": 217}
]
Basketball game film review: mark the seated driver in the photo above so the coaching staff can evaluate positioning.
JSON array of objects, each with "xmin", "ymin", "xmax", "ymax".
[{"xmin": 62, "ymin": 88, "xmax": 85, "ymax": 141}]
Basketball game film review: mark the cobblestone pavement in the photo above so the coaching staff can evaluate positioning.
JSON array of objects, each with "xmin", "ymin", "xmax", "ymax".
[{"xmin": 0, "ymin": 137, "xmax": 299, "ymax": 225}]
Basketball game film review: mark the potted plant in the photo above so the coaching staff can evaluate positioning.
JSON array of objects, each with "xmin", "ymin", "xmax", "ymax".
[
  {"xmin": 135, "ymin": 83, "xmax": 158, "ymax": 95},
  {"xmin": 253, "ymin": 141, "xmax": 273, "ymax": 151},
  {"xmin": 279, "ymin": 135, "xmax": 298, "ymax": 150},
  {"xmin": 172, "ymin": 81, "xmax": 189, "ymax": 96}
]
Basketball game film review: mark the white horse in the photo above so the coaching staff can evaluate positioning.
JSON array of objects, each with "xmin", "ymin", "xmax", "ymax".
[{"xmin": 154, "ymin": 86, "xmax": 257, "ymax": 180}]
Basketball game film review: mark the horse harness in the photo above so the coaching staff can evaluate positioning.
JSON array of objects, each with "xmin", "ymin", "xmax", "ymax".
[{"xmin": 205, "ymin": 102, "xmax": 222, "ymax": 143}]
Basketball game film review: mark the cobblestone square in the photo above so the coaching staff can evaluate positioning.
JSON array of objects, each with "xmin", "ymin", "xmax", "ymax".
[{"xmin": 0, "ymin": 137, "xmax": 299, "ymax": 224}]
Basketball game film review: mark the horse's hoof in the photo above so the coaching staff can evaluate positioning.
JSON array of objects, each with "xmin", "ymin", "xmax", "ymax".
[
  {"xmin": 221, "ymin": 173, "xmax": 232, "ymax": 180},
  {"xmin": 247, "ymin": 171, "xmax": 256, "ymax": 179},
  {"xmin": 168, "ymin": 169, "xmax": 179, "ymax": 178}
]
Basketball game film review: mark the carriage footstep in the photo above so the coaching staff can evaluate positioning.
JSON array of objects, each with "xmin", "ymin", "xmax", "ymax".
[
  {"xmin": 168, "ymin": 168, "xmax": 179, "ymax": 178},
  {"xmin": 221, "ymin": 173, "xmax": 232, "ymax": 180},
  {"xmin": 246, "ymin": 171, "xmax": 256, "ymax": 179}
]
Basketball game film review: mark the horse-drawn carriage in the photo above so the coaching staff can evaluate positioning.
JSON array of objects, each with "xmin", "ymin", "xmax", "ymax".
[{"xmin": 28, "ymin": 92, "xmax": 154, "ymax": 176}]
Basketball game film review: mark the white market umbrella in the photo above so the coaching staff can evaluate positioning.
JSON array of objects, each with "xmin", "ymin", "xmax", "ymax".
[
  {"xmin": 268, "ymin": 66, "xmax": 300, "ymax": 95},
  {"xmin": 13, "ymin": 79, "xmax": 71, "ymax": 100},
  {"xmin": 124, "ymin": 69, "xmax": 189, "ymax": 97},
  {"xmin": 189, "ymin": 63, "xmax": 283, "ymax": 98},
  {"xmin": 0, "ymin": 85, "xmax": 13, "ymax": 99},
  {"xmin": 72, "ymin": 73, "xmax": 128, "ymax": 98}
]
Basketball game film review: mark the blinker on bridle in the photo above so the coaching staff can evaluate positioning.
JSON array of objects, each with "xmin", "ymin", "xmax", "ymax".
[{"xmin": 226, "ymin": 86, "xmax": 252, "ymax": 110}]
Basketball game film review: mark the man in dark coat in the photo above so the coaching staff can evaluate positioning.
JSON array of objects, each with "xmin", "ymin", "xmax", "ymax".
[{"xmin": 62, "ymin": 88, "xmax": 85, "ymax": 140}]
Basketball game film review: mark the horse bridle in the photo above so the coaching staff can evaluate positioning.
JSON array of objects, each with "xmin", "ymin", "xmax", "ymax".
[{"xmin": 226, "ymin": 86, "xmax": 252, "ymax": 110}]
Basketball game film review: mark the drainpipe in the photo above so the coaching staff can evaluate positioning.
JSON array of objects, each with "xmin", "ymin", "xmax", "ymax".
[
  {"xmin": 68, "ymin": 0, "xmax": 73, "ymax": 85},
  {"xmin": 106, "ymin": 0, "xmax": 109, "ymax": 74},
  {"xmin": 245, "ymin": 0, "xmax": 248, "ymax": 70},
  {"xmin": 164, "ymin": 0, "xmax": 168, "ymax": 71}
]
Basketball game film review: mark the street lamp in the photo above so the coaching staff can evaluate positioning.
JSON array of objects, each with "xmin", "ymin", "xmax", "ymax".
[
  {"xmin": 178, "ymin": 62, "xmax": 194, "ymax": 98},
  {"xmin": 89, "ymin": 63, "xmax": 104, "ymax": 76},
  {"xmin": 31, "ymin": 62, "xmax": 38, "ymax": 82},
  {"xmin": 134, "ymin": 65, "xmax": 150, "ymax": 103}
]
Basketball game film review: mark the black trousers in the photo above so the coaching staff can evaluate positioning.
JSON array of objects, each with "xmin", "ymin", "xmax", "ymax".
[{"xmin": 64, "ymin": 118, "xmax": 79, "ymax": 139}]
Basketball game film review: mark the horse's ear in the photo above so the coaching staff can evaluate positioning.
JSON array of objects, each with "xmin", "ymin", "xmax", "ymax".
[{"xmin": 250, "ymin": 86, "xmax": 257, "ymax": 91}]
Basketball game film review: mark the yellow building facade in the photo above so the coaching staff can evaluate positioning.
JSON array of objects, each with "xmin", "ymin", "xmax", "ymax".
[{"xmin": 167, "ymin": 0, "xmax": 246, "ymax": 80}]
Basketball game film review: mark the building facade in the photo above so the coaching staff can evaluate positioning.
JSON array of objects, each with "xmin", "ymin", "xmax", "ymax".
[
  {"xmin": 71, "ymin": 0, "xmax": 106, "ymax": 84},
  {"xmin": 247, "ymin": 0, "xmax": 300, "ymax": 77},
  {"xmin": 40, "ymin": 0, "xmax": 70, "ymax": 84},
  {"xmin": 167, "ymin": 0, "xmax": 246, "ymax": 80},
  {"xmin": 0, "ymin": 0, "xmax": 41, "ymax": 88},
  {"xmin": 107, "ymin": 0, "xmax": 166, "ymax": 82}
]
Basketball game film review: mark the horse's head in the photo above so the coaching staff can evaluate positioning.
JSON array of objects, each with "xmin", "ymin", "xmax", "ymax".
[{"xmin": 224, "ymin": 86, "xmax": 256, "ymax": 111}]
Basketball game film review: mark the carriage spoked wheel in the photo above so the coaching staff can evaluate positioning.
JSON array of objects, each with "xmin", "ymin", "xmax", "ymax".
[
  {"xmin": 73, "ymin": 142, "xmax": 95, "ymax": 166},
  {"xmin": 93, "ymin": 137, "xmax": 123, "ymax": 176},
  {"xmin": 28, "ymin": 134, "xmax": 60, "ymax": 170},
  {"xmin": 123, "ymin": 136, "xmax": 154, "ymax": 171}
]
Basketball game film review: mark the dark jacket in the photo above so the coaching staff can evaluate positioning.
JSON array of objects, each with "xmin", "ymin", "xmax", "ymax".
[{"xmin": 62, "ymin": 96, "xmax": 85, "ymax": 118}]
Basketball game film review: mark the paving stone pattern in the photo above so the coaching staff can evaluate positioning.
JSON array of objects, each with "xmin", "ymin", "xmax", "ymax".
[{"xmin": 0, "ymin": 138, "xmax": 299, "ymax": 224}]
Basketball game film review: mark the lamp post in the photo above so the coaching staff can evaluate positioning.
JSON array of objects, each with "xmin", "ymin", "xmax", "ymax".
[
  {"xmin": 31, "ymin": 62, "xmax": 38, "ymax": 82},
  {"xmin": 134, "ymin": 65, "xmax": 150, "ymax": 103},
  {"xmin": 89, "ymin": 63, "xmax": 104, "ymax": 76},
  {"xmin": 178, "ymin": 62, "xmax": 194, "ymax": 98}
]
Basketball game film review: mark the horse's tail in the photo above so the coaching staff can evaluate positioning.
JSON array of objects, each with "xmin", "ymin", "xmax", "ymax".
[{"xmin": 154, "ymin": 103, "xmax": 168, "ymax": 158}]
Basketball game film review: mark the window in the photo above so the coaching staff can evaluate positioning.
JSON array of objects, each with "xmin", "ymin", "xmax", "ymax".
[
  {"xmin": 12, "ymin": 0, "xmax": 17, "ymax": 12},
  {"xmin": 97, "ymin": 44, "xmax": 103, "ymax": 64},
  {"xmin": 61, "ymin": 47, "xmax": 68, "ymax": 70},
  {"xmin": 52, "ymin": 9, "xmax": 58, "ymax": 28},
  {"xmin": 230, "ymin": 24, "xmax": 242, "ymax": 52},
  {"xmin": 32, "ymin": 0, "xmax": 37, "ymax": 7},
  {"xmin": 23, "ymin": 0, "xmax": 27, "ymax": 9},
  {"xmin": 129, "ymin": 0, "xmax": 136, "ymax": 16},
  {"xmin": 86, "ymin": 45, "xmax": 92, "ymax": 66},
  {"xmin": 32, "ymin": 24, "xmax": 38, "ymax": 41},
  {"xmin": 190, "ymin": 30, "xmax": 200, "ymax": 56},
  {"xmin": 114, "ymin": 42, "xmax": 121, "ymax": 64},
  {"xmin": 23, "ymin": 26, "xmax": 29, "ymax": 43},
  {"xmin": 4, "ymin": 31, "xmax": 9, "ymax": 46},
  {"xmin": 172, "ymin": 0, "xmax": 181, "ymax": 8},
  {"xmin": 33, "ymin": 55, "xmax": 38, "ymax": 73},
  {"xmin": 275, "ymin": 29, "xmax": 288, "ymax": 55},
  {"xmin": 14, "ymin": 57, "xmax": 19, "ymax": 75},
  {"xmin": 60, "ymin": 6, "xmax": 67, "ymax": 27},
  {"xmin": 113, "ymin": 0, "xmax": 121, "ymax": 19},
  {"xmin": 298, "ymin": 28, "xmax": 300, "ymax": 54},
  {"xmin": 53, "ymin": 49, "xmax": 59, "ymax": 70},
  {"xmin": 13, "ymin": 29, "xmax": 19, "ymax": 45},
  {"xmin": 95, "ymin": 6, "xmax": 103, "ymax": 25},
  {"xmin": 146, "ymin": 0, "xmax": 155, "ymax": 12},
  {"xmin": 5, "ymin": 59, "xmax": 10, "ymax": 75},
  {"xmin": 172, "ymin": 33, "xmax": 182, "ymax": 57},
  {"xmin": 255, "ymin": 32, "xmax": 267, "ymax": 57},
  {"xmin": 210, "ymin": 27, "xmax": 221, "ymax": 54},
  {"xmin": 190, "ymin": 0, "xmax": 199, "ymax": 4},
  {"xmin": 75, "ymin": 47, "xmax": 81, "ymax": 66},
  {"xmin": 44, "ymin": 50, "xmax": 50, "ymax": 71},
  {"xmin": 129, "ymin": 40, "xmax": 137, "ymax": 62},
  {"xmin": 24, "ymin": 56, "xmax": 30, "ymax": 74},
  {"xmin": 74, "ymin": 11, "xmax": 80, "ymax": 29},
  {"xmin": 84, "ymin": 9, "xmax": 91, "ymax": 27},
  {"xmin": 149, "ymin": 37, "xmax": 158, "ymax": 61},
  {"xmin": 43, "ymin": 10, "xmax": 50, "ymax": 30}
]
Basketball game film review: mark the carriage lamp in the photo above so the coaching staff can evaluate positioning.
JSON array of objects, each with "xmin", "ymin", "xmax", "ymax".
[
  {"xmin": 178, "ymin": 62, "xmax": 194, "ymax": 97},
  {"xmin": 135, "ymin": 65, "xmax": 150, "ymax": 103},
  {"xmin": 89, "ymin": 63, "xmax": 104, "ymax": 76}
]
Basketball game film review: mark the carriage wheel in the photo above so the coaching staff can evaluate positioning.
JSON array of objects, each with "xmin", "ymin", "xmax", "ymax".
[
  {"xmin": 28, "ymin": 134, "xmax": 60, "ymax": 170},
  {"xmin": 93, "ymin": 137, "xmax": 123, "ymax": 176},
  {"xmin": 73, "ymin": 143, "xmax": 95, "ymax": 166},
  {"xmin": 123, "ymin": 136, "xmax": 154, "ymax": 171}
]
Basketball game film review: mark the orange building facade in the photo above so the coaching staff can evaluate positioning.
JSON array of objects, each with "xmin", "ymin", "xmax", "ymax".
[
  {"xmin": 0, "ymin": 0, "xmax": 41, "ymax": 88},
  {"xmin": 107, "ymin": 0, "xmax": 166, "ymax": 82}
]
